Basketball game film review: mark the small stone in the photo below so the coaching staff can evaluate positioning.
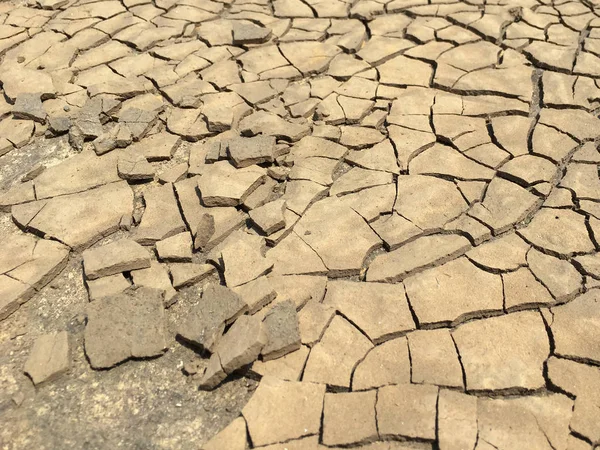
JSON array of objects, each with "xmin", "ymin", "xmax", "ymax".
[
  {"xmin": 84, "ymin": 287, "xmax": 167, "ymax": 369},
  {"xmin": 86, "ymin": 274, "xmax": 131, "ymax": 301},
  {"xmin": 268, "ymin": 166, "xmax": 290, "ymax": 181},
  {"xmin": 261, "ymin": 300, "xmax": 301, "ymax": 361},
  {"xmin": 249, "ymin": 199, "xmax": 286, "ymax": 236},
  {"xmin": 117, "ymin": 153, "xmax": 155, "ymax": 181},
  {"xmin": 135, "ymin": 183, "xmax": 187, "ymax": 245},
  {"xmin": 177, "ymin": 283, "xmax": 247, "ymax": 351},
  {"xmin": 48, "ymin": 116, "xmax": 71, "ymax": 135},
  {"xmin": 242, "ymin": 376, "xmax": 325, "ymax": 447},
  {"xmin": 232, "ymin": 276, "xmax": 277, "ymax": 314},
  {"xmin": 156, "ymin": 232, "xmax": 193, "ymax": 262},
  {"xmin": 452, "ymin": 311, "xmax": 549, "ymax": 391},
  {"xmin": 170, "ymin": 263, "xmax": 216, "ymax": 289},
  {"xmin": 183, "ymin": 359, "xmax": 203, "ymax": 376},
  {"xmin": 194, "ymin": 213, "xmax": 216, "ymax": 250},
  {"xmin": 198, "ymin": 353, "xmax": 227, "ymax": 390},
  {"xmin": 131, "ymin": 261, "xmax": 177, "ymax": 307},
  {"xmin": 239, "ymin": 111, "xmax": 310, "ymax": 142},
  {"xmin": 323, "ymin": 391, "xmax": 378, "ymax": 446},
  {"xmin": 198, "ymin": 161, "xmax": 266, "ymax": 207},
  {"xmin": 83, "ymin": 239, "xmax": 151, "ymax": 280},
  {"xmin": 243, "ymin": 177, "xmax": 278, "ymax": 210},
  {"xmin": 119, "ymin": 107, "xmax": 157, "ymax": 141},
  {"xmin": 24, "ymin": 331, "xmax": 70, "ymax": 385},
  {"xmin": 377, "ymin": 383, "xmax": 438, "ymax": 440},
  {"xmin": 21, "ymin": 165, "xmax": 45, "ymax": 182},
  {"xmin": 92, "ymin": 128, "xmax": 118, "ymax": 156},
  {"xmin": 12, "ymin": 391, "xmax": 25, "ymax": 407},
  {"xmin": 13, "ymin": 93, "xmax": 46, "ymax": 123},
  {"xmin": 227, "ymin": 135, "xmax": 277, "ymax": 168},
  {"xmin": 408, "ymin": 329, "xmax": 463, "ymax": 388},
  {"xmin": 130, "ymin": 132, "xmax": 181, "ymax": 161},
  {"xmin": 215, "ymin": 314, "xmax": 267, "ymax": 374},
  {"xmin": 202, "ymin": 417, "xmax": 247, "ymax": 450}
]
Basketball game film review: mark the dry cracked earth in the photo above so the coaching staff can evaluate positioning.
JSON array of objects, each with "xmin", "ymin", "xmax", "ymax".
[{"xmin": 1, "ymin": 0, "xmax": 600, "ymax": 448}]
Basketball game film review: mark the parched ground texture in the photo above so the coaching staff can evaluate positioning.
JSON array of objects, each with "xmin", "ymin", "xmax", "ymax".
[{"xmin": 1, "ymin": 0, "xmax": 600, "ymax": 448}]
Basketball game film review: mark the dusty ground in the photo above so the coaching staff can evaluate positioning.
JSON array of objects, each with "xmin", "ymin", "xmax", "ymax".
[{"xmin": 1, "ymin": 0, "xmax": 600, "ymax": 448}]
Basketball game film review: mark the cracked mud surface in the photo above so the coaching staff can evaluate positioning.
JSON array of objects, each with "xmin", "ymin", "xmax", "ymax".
[{"xmin": 1, "ymin": 0, "xmax": 600, "ymax": 448}]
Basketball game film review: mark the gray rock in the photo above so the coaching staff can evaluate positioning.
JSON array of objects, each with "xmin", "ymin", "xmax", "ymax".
[
  {"xmin": 48, "ymin": 116, "xmax": 71, "ymax": 135},
  {"xmin": 198, "ymin": 353, "xmax": 227, "ymax": 390},
  {"xmin": 204, "ymin": 141, "xmax": 222, "ymax": 164},
  {"xmin": 228, "ymin": 135, "xmax": 276, "ymax": 168},
  {"xmin": 134, "ymin": 183, "xmax": 187, "ymax": 245},
  {"xmin": 84, "ymin": 287, "xmax": 168, "ymax": 369},
  {"xmin": 170, "ymin": 263, "xmax": 215, "ymax": 289},
  {"xmin": 21, "ymin": 165, "xmax": 45, "ymax": 182},
  {"xmin": 86, "ymin": 274, "xmax": 131, "ymax": 301},
  {"xmin": 158, "ymin": 163, "xmax": 187, "ymax": 184},
  {"xmin": 215, "ymin": 314, "xmax": 267, "ymax": 374},
  {"xmin": 261, "ymin": 299, "xmax": 301, "ymax": 361},
  {"xmin": 249, "ymin": 199, "xmax": 286, "ymax": 235},
  {"xmin": 194, "ymin": 213, "xmax": 215, "ymax": 250},
  {"xmin": 131, "ymin": 261, "xmax": 178, "ymax": 307},
  {"xmin": 177, "ymin": 283, "xmax": 247, "ymax": 351},
  {"xmin": 232, "ymin": 276, "xmax": 277, "ymax": 314},
  {"xmin": 117, "ymin": 153, "xmax": 155, "ymax": 181},
  {"xmin": 72, "ymin": 98, "xmax": 104, "ymax": 141},
  {"xmin": 83, "ymin": 239, "xmax": 151, "ymax": 280},
  {"xmin": 12, "ymin": 93, "xmax": 46, "ymax": 123},
  {"xmin": 92, "ymin": 127, "xmax": 118, "ymax": 155},
  {"xmin": 119, "ymin": 107, "xmax": 157, "ymax": 141},
  {"xmin": 156, "ymin": 232, "xmax": 193, "ymax": 262}
]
